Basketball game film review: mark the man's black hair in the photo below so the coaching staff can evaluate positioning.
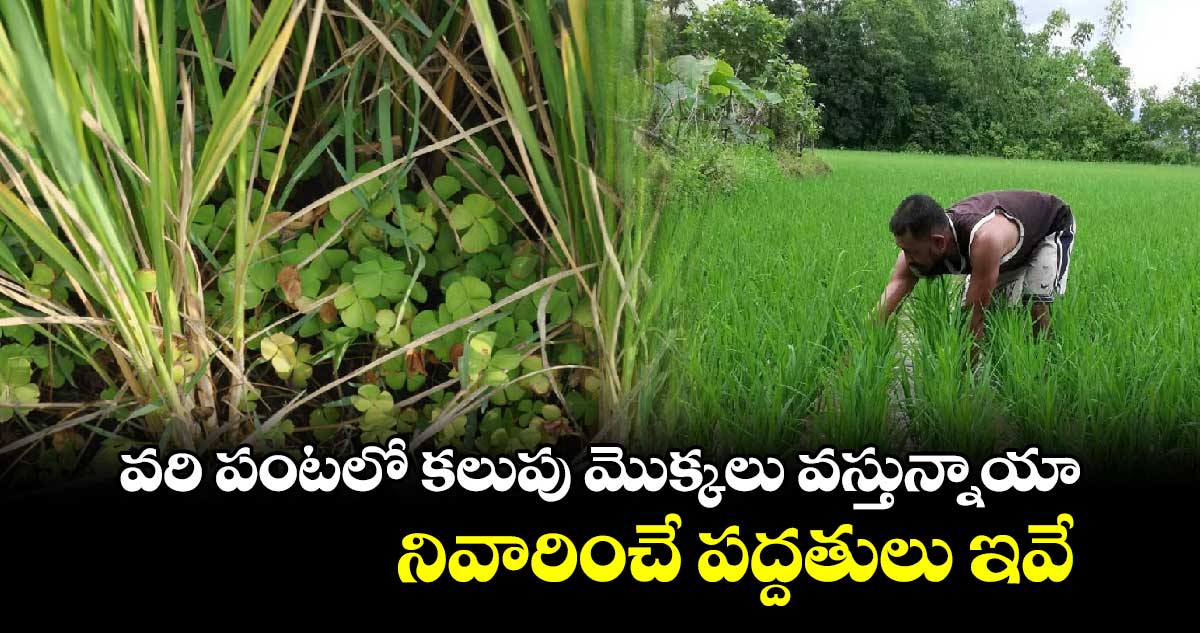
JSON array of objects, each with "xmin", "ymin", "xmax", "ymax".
[{"xmin": 890, "ymin": 193, "xmax": 949, "ymax": 238}]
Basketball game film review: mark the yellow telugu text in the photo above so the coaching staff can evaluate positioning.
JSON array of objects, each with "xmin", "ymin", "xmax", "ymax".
[{"xmin": 396, "ymin": 513, "xmax": 1075, "ymax": 605}]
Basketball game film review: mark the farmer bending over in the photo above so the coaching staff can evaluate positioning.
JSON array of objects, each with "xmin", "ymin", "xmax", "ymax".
[{"xmin": 874, "ymin": 190, "xmax": 1076, "ymax": 365}]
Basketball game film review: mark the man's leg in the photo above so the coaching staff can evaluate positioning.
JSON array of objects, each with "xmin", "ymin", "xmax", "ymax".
[
  {"xmin": 1031, "ymin": 300, "xmax": 1051, "ymax": 339},
  {"xmin": 1023, "ymin": 220, "xmax": 1074, "ymax": 339}
]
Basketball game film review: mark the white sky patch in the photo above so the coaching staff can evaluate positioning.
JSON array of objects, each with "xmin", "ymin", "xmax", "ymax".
[
  {"xmin": 1020, "ymin": 0, "xmax": 1200, "ymax": 94},
  {"xmin": 689, "ymin": 0, "xmax": 1200, "ymax": 94}
]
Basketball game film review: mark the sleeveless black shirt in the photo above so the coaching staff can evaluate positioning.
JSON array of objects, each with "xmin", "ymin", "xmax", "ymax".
[{"xmin": 912, "ymin": 190, "xmax": 1073, "ymax": 278}]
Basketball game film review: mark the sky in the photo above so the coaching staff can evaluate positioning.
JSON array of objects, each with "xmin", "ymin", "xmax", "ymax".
[
  {"xmin": 1020, "ymin": 0, "xmax": 1200, "ymax": 94},
  {"xmin": 690, "ymin": 0, "xmax": 1200, "ymax": 95}
]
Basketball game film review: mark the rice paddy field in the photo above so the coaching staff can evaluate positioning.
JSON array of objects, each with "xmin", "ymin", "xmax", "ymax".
[{"xmin": 642, "ymin": 148, "xmax": 1200, "ymax": 477}]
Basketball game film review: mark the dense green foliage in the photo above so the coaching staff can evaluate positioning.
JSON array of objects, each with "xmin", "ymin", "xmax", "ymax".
[
  {"xmin": 0, "ymin": 0, "xmax": 656, "ymax": 485},
  {"xmin": 662, "ymin": 0, "xmax": 1200, "ymax": 165},
  {"xmin": 648, "ymin": 0, "xmax": 823, "ymax": 152},
  {"xmin": 645, "ymin": 145, "xmax": 1200, "ymax": 476}
]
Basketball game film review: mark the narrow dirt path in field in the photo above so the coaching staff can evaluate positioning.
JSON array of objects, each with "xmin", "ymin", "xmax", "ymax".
[{"xmin": 889, "ymin": 308, "xmax": 919, "ymax": 452}]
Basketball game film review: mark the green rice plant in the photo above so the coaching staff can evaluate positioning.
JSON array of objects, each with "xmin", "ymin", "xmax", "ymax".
[
  {"xmin": 452, "ymin": 0, "xmax": 658, "ymax": 445},
  {"xmin": 231, "ymin": 0, "xmax": 660, "ymax": 454},
  {"xmin": 809, "ymin": 308, "xmax": 905, "ymax": 453},
  {"xmin": 898, "ymin": 278, "xmax": 1004, "ymax": 461},
  {"xmin": 0, "ymin": 0, "xmax": 312, "ymax": 449}
]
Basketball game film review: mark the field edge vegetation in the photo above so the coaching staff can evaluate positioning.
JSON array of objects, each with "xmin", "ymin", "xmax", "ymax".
[{"xmin": 0, "ymin": 0, "xmax": 667, "ymax": 487}]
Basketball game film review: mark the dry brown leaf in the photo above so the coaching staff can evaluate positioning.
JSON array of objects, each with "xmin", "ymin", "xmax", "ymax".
[
  {"xmin": 308, "ymin": 201, "xmax": 329, "ymax": 227},
  {"xmin": 268, "ymin": 208, "xmax": 319, "ymax": 232},
  {"xmin": 319, "ymin": 302, "xmax": 338, "ymax": 324},
  {"xmin": 277, "ymin": 265, "xmax": 302, "ymax": 306},
  {"xmin": 266, "ymin": 211, "xmax": 293, "ymax": 230},
  {"xmin": 448, "ymin": 342, "xmax": 464, "ymax": 365},
  {"xmin": 406, "ymin": 348, "xmax": 427, "ymax": 376}
]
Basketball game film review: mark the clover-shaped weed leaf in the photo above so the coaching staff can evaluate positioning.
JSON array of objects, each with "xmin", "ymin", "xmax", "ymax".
[
  {"xmin": 493, "ymin": 317, "xmax": 517, "ymax": 349},
  {"xmin": 353, "ymin": 255, "xmax": 427, "ymax": 303},
  {"xmin": 277, "ymin": 265, "xmax": 303, "ymax": 306},
  {"xmin": 2, "ymin": 324, "xmax": 34, "ymax": 347},
  {"xmin": 479, "ymin": 344, "xmax": 524, "ymax": 388},
  {"xmin": 237, "ymin": 385, "xmax": 262, "ymax": 414},
  {"xmin": 513, "ymin": 294, "xmax": 539, "ymax": 322},
  {"xmin": 434, "ymin": 412, "xmax": 468, "ymax": 448},
  {"xmin": 410, "ymin": 309, "xmax": 458, "ymax": 362},
  {"xmin": 260, "ymin": 418, "xmax": 295, "ymax": 449},
  {"xmin": 310, "ymin": 407, "xmax": 343, "ymax": 443},
  {"xmin": 518, "ymin": 424, "xmax": 542, "ymax": 450},
  {"xmin": 410, "ymin": 310, "xmax": 440, "ymax": 339},
  {"xmin": 507, "ymin": 253, "xmax": 538, "ymax": 285},
  {"xmin": 466, "ymin": 252, "xmax": 504, "ymax": 281},
  {"xmin": 219, "ymin": 258, "xmax": 278, "ymax": 310},
  {"xmin": 449, "ymin": 194, "xmax": 504, "ymax": 254},
  {"xmin": 281, "ymin": 233, "xmax": 350, "ymax": 296},
  {"xmin": 518, "ymin": 355, "xmax": 552, "ymax": 395},
  {"xmin": 333, "ymin": 283, "xmax": 377, "ymax": 330},
  {"xmin": 353, "ymin": 384, "xmax": 397, "ymax": 443},
  {"xmin": 504, "ymin": 174, "xmax": 530, "ymax": 197},
  {"xmin": 2, "ymin": 342, "xmax": 48, "ymax": 371},
  {"xmin": 352, "ymin": 384, "xmax": 393, "ymax": 418},
  {"xmin": 257, "ymin": 124, "xmax": 287, "ymax": 180},
  {"xmin": 397, "ymin": 204, "xmax": 437, "ymax": 251},
  {"xmin": 0, "ymin": 354, "xmax": 38, "ymax": 422},
  {"xmin": 260, "ymin": 332, "xmax": 298, "ymax": 378},
  {"xmin": 191, "ymin": 204, "xmax": 216, "ymax": 242},
  {"xmin": 490, "ymin": 347, "xmax": 523, "ymax": 373},
  {"xmin": 434, "ymin": 222, "xmax": 463, "ymax": 270},
  {"xmin": 290, "ymin": 345, "xmax": 314, "ymax": 387},
  {"xmin": 480, "ymin": 144, "xmax": 505, "ymax": 171},
  {"xmin": 396, "ymin": 407, "xmax": 419, "ymax": 433},
  {"xmin": 447, "ymin": 149, "xmax": 487, "ymax": 188},
  {"xmin": 374, "ymin": 309, "xmax": 413, "ymax": 349},
  {"xmin": 479, "ymin": 408, "xmax": 505, "ymax": 434},
  {"xmin": 330, "ymin": 167, "xmax": 386, "ymax": 221},
  {"xmin": 445, "ymin": 275, "xmax": 492, "ymax": 321},
  {"xmin": 546, "ymin": 289, "xmax": 572, "ymax": 326},
  {"xmin": 381, "ymin": 355, "xmax": 427, "ymax": 392},
  {"xmin": 298, "ymin": 312, "xmax": 329, "ymax": 338},
  {"xmin": 433, "ymin": 175, "xmax": 462, "ymax": 201},
  {"xmin": 22, "ymin": 261, "xmax": 57, "ymax": 300}
]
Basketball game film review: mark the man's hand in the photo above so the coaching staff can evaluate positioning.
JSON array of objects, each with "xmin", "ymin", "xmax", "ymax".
[
  {"xmin": 876, "ymin": 251, "xmax": 919, "ymax": 325},
  {"xmin": 968, "ymin": 339, "xmax": 982, "ymax": 372}
]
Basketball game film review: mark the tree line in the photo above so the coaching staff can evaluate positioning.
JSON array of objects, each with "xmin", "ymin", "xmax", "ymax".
[{"xmin": 657, "ymin": 0, "xmax": 1200, "ymax": 165}]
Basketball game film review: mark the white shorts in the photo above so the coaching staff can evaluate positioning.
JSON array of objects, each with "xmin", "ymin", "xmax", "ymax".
[{"xmin": 962, "ymin": 216, "xmax": 1076, "ymax": 307}]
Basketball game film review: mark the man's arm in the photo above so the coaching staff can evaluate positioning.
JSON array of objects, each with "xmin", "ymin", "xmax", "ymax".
[
  {"xmin": 963, "ymin": 234, "xmax": 1003, "ymax": 364},
  {"xmin": 875, "ymin": 251, "xmax": 919, "ymax": 324}
]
